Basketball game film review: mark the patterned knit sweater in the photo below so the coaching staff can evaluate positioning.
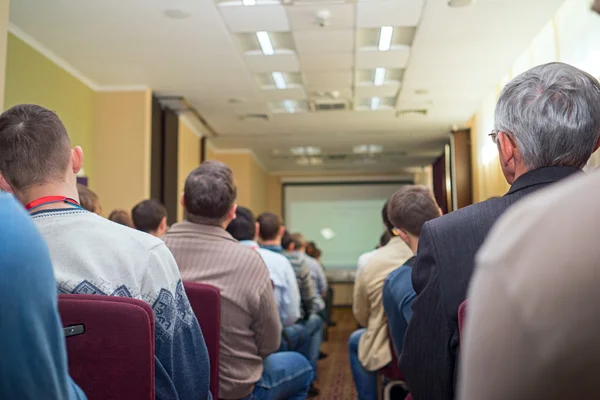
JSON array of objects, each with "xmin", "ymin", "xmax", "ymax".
[{"xmin": 32, "ymin": 208, "xmax": 211, "ymax": 400}]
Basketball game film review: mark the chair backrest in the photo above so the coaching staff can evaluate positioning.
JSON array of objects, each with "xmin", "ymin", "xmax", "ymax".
[
  {"xmin": 379, "ymin": 327, "xmax": 406, "ymax": 381},
  {"xmin": 458, "ymin": 300, "xmax": 469, "ymax": 338},
  {"xmin": 58, "ymin": 294, "xmax": 155, "ymax": 400},
  {"xmin": 184, "ymin": 282, "xmax": 221, "ymax": 399}
]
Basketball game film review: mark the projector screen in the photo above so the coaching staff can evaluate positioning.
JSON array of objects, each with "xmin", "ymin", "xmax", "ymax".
[{"xmin": 284, "ymin": 182, "xmax": 409, "ymax": 270}]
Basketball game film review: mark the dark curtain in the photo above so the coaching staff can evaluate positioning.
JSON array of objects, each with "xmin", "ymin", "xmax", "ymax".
[{"xmin": 432, "ymin": 154, "xmax": 448, "ymax": 215}]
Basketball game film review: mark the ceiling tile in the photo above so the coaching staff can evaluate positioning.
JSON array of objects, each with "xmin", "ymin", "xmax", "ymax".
[
  {"xmin": 356, "ymin": 0, "xmax": 424, "ymax": 28},
  {"xmin": 306, "ymin": 87, "xmax": 354, "ymax": 100},
  {"xmin": 262, "ymin": 87, "xmax": 308, "ymax": 101},
  {"xmin": 286, "ymin": 4, "xmax": 355, "ymax": 30},
  {"xmin": 303, "ymin": 71, "xmax": 353, "ymax": 88},
  {"xmin": 298, "ymin": 52, "xmax": 353, "ymax": 71},
  {"xmin": 355, "ymin": 48, "xmax": 411, "ymax": 69},
  {"xmin": 245, "ymin": 53, "xmax": 301, "ymax": 72},
  {"xmin": 220, "ymin": 5, "xmax": 290, "ymax": 33},
  {"xmin": 293, "ymin": 30, "xmax": 354, "ymax": 53}
]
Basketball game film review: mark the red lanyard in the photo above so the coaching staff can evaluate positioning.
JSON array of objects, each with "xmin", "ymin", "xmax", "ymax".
[{"xmin": 25, "ymin": 196, "xmax": 81, "ymax": 211}]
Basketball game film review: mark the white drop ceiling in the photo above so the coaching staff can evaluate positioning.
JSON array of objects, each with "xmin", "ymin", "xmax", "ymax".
[{"xmin": 9, "ymin": 0, "xmax": 565, "ymax": 173}]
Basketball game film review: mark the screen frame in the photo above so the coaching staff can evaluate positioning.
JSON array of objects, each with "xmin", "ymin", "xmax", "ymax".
[{"xmin": 281, "ymin": 179, "xmax": 414, "ymax": 224}]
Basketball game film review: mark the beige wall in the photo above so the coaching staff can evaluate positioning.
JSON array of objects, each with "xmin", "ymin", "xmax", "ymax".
[
  {"xmin": 177, "ymin": 118, "xmax": 201, "ymax": 221},
  {"xmin": 92, "ymin": 90, "xmax": 152, "ymax": 216},
  {"xmin": 209, "ymin": 151, "xmax": 270, "ymax": 214},
  {"xmin": 267, "ymin": 176, "xmax": 283, "ymax": 216},
  {"xmin": 0, "ymin": 0, "xmax": 9, "ymax": 111}
]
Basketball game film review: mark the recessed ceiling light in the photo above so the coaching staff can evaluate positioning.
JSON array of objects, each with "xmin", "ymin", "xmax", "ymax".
[
  {"xmin": 378, "ymin": 26, "xmax": 393, "ymax": 51},
  {"xmin": 370, "ymin": 97, "xmax": 381, "ymax": 110},
  {"xmin": 448, "ymin": 0, "xmax": 473, "ymax": 7},
  {"xmin": 256, "ymin": 31, "xmax": 275, "ymax": 55},
  {"xmin": 290, "ymin": 146, "xmax": 322, "ymax": 156},
  {"xmin": 242, "ymin": 0, "xmax": 256, "ymax": 5},
  {"xmin": 353, "ymin": 144, "xmax": 383, "ymax": 154},
  {"xmin": 164, "ymin": 9, "xmax": 192, "ymax": 19},
  {"xmin": 374, "ymin": 67, "xmax": 386, "ymax": 86},
  {"xmin": 283, "ymin": 100, "xmax": 295, "ymax": 113},
  {"xmin": 272, "ymin": 72, "xmax": 286, "ymax": 89},
  {"xmin": 305, "ymin": 146, "xmax": 322, "ymax": 156}
]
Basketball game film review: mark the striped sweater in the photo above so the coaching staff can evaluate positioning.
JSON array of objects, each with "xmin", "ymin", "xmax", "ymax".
[{"xmin": 164, "ymin": 221, "xmax": 281, "ymax": 400}]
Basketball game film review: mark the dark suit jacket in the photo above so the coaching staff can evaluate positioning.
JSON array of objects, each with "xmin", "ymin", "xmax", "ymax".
[{"xmin": 400, "ymin": 166, "xmax": 580, "ymax": 400}]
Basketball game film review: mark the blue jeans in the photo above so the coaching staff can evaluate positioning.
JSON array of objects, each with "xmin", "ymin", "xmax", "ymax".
[
  {"xmin": 349, "ymin": 329, "xmax": 378, "ymax": 400},
  {"xmin": 279, "ymin": 314, "xmax": 322, "ymax": 378},
  {"xmin": 243, "ymin": 352, "xmax": 314, "ymax": 400}
]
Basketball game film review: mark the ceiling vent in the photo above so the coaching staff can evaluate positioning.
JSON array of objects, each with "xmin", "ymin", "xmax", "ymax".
[
  {"xmin": 396, "ymin": 109, "xmax": 428, "ymax": 117},
  {"xmin": 238, "ymin": 113, "xmax": 269, "ymax": 121},
  {"xmin": 310, "ymin": 99, "xmax": 350, "ymax": 112}
]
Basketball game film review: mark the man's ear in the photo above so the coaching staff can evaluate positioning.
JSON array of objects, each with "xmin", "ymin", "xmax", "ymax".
[
  {"xmin": 159, "ymin": 216, "xmax": 167, "ymax": 232},
  {"xmin": 255, "ymin": 222, "xmax": 260, "ymax": 238},
  {"xmin": 278, "ymin": 225, "xmax": 285, "ymax": 237},
  {"xmin": 0, "ymin": 175, "xmax": 14, "ymax": 194},
  {"xmin": 229, "ymin": 203, "xmax": 238, "ymax": 220},
  {"xmin": 72, "ymin": 146, "xmax": 84, "ymax": 174},
  {"xmin": 396, "ymin": 229, "xmax": 410, "ymax": 245}
]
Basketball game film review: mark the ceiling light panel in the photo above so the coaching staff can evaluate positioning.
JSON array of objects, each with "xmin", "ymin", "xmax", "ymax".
[
  {"xmin": 356, "ymin": 68, "xmax": 404, "ymax": 86},
  {"xmin": 237, "ymin": 32, "xmax": 295, "ymax": 55},
  {"xmin": 357, "ymin": 27, "xmax": 417, "ymax": 50},
  {"xmin": 378, "ymin": 26, "xmax": 393, "ymax": 51},
  {"xmin": 217, "ymin": 0, "xmax": 279, "ymax": 6},
  {"xmin": 357, "ymin": 96, "xmax": 396, "ymax": 111},
  {"xmin": 269, "ymin": 100, "xmax": 309, "ymax": 114},
  {"xmin": 256, "ymin": 72, "xmax": 302, "ymax": 89}
]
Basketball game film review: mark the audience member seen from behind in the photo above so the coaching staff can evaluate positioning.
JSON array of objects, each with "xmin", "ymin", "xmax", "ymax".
[
  {"xmin": 0, "ymin": 193, "xmax": 86, "ymax": 400},
  {"xmin": 164, "ymin": 162, "xmax": 313, "ymax": 400},
  {"xmin": 350, "ymin": 198, "xmax": 414, "ymax": 400},
  {"xmin": 356, "ymin": 203, "xmax": 394, "ymax": 278},
  {"xmin": 0, "ymin": 104, "xmax": 211, "ymax": 400},
  {"xmin": 107, "ymin": 209, "xmax": 134, "ymax": 228},
  {"xmin": 227, "ymin": 206, "xmax": 321, "ymax": 393},
  {"xmin": 226, "ymin": 206, "xmax": 301, "ymax": 328},
  {"xmin": 459, "ymin": 170, "xmax": 600, "ymax": 400},
  {"xmin": 77, "ymin": 183, "xmax": 100, "ymax": 214},
  {"xmin": 306, "ymin": 242, "xmax": 336, "ymax": 328},
  {"xmin": 401, "ymin": 62, "xmax": 600, "ymax": 400},
  {"xmin": 258, "ymin": 213, "xmax": 324, "ymax": 396},
  {"xmin": 382, "ymin": 186, "xmax": 441, "ymax": 359},
  {"xmin": 292, "ymin": 234, "xmax": 328, "ymax": 298},
  {"xmin": 132, "ymin": 199, "xmax": 168, "ymax": 237}
]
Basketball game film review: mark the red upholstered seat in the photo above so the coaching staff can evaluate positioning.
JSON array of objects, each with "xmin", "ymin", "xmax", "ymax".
[
  {"xmin": 184, "ymin": 282, "xmax": 221, "ymax": 400},
  {"xmin": 58, "ymin": 294, "xmax": 155, "ymax": 400},
  {"xmin": 379, "ymin": 327, "xmax": 408, "ymax": 400}
]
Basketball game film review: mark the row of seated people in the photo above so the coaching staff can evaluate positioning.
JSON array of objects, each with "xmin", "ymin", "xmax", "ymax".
[
  {"xmin": 0, "ymin": 104, "xmax": 331, "ymax": 399},
  {"xmin": 348, "ymin": 61, "xmax": 600, "ymax": 400}
]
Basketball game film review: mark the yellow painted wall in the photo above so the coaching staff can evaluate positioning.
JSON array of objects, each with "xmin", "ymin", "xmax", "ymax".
[
  {"xmin": 177, "ymin": 119, "xmax": 201, "ymax": 221},
  {"xmin": 3, "ymin": 33, "xmax": 96, "ymax": 179},
  {"xmin": 0, "ymin": 0, "xmax": 9, "ymax": 111},
  {"xmin": 267, "ymin": 176, "xmax": 283, "ymax": 216},
  {"xmin": 92, "ymin": 90, "xmax": 152, "ymax": 216}
]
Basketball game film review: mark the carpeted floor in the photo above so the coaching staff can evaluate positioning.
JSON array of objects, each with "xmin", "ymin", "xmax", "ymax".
[{"xmin": 315, "ymin": 307, "xmax": 358, "ymax": 400}]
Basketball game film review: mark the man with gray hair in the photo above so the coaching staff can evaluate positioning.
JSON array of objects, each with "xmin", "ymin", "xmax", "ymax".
[{"xmin": 400, "ymin": 62, "xmax": 600, "ymax": 400}]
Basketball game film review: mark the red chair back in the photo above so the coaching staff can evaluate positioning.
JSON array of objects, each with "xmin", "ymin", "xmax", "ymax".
[
  {"xmin": 184, "ymin": 282, "xmax": 221, "ymax": 399},
  {"xmin": 380, "ymin": 327, "xmax": 406, "ymax": 381},
  {"xmin": 458, "ymin": 300, "xmax": 469, "ymax": 338},
  {"xmin": 58, "ymin": 294, "xmax": 155, "ymax": 400}
]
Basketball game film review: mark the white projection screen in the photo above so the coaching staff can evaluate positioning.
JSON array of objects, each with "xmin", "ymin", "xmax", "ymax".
[{"xmin": 283, "ymin": 182, "xmax": 410, "ymax": 270}]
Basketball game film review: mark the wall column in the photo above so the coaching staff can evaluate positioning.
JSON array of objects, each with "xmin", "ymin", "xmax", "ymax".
[{"xmin": 0, "ymin": 0, "xmax": 11, "ymax": 110}]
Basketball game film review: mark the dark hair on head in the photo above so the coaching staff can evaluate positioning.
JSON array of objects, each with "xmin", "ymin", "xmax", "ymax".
[
  {"xmin": 108, "ymin": 209, "xmax": 134, "ymax": 228},
  {"xmin": 306, "ymin": 241, "xmax": 320, "ymax": 258},
  {"xmin": 77, "ymin": 184, "xmax": 100, "ymax": 213},
  {"xmin": 281, "ymin": 230, "xmax": 302, "ymax": 251},
  {"xmin": 226, "ymin": 206, "xmax": 256, "ymax": 241},
  {"xmin": 257, "ymin": 212, "xmax": 282, "ymax": 241},
  {"xmin": 183, "ymin": 161, "xmax": 237, "ymax": 224},
  {"xmin": 131, "ymin": 199, "xmax": 167, "ymax": 233},
  {"xmin": 382, "ymin": 200, "xmax": 394, "ymax": 234},
  {"xmin": 0, "ymin": 104, "xmax": 72, "ymax": 191},
  {"xmin": 387, "ymin": 185, "xmax": 440, "ymax": 237},
  {"xmin": 379, "ymin": 231, "xmax": 392, "ymax": 248}
]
